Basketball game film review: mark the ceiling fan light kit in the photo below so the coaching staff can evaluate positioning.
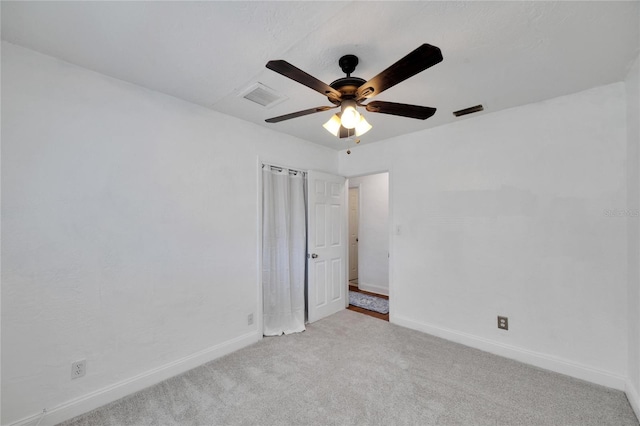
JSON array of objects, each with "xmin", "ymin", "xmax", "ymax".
[
  {"xmin": 339, "ymin": 99, "xmax": 360, "ymax": 129},
  {"xmin": 354, "ymin": 115, "xmax": 372, "ymax": 136},
  {"xmin": 323, "ymin": 113, "xmax": 372, "ymax": 138},
  {"xmin": 322, "ymin": 114, "xmax": 342, "ymax": 136},
  {"xmin": 264, "ymin": 43, "xmax": 443, "ymax": 144}
]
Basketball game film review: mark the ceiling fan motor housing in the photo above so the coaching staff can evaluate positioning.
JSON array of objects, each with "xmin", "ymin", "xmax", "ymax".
[
  {"xmin": 326, "ymin": 55, "xmax": 365, "ymax": 105},
  {"xmin": 328, "ymin": 76, "xmax": 366, "ymax": 105}
]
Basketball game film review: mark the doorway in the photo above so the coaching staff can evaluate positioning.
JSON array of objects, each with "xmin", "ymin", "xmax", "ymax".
[
  {"xmin": 348, "ymin": 187, "xmax": 359, "ymax": 287},
  {"xmin": 346, "ymin": 172, "xmax": 390, "ymax": 321}
]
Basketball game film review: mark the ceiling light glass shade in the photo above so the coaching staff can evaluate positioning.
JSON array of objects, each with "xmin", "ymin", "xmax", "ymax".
[
  {"xmin": 340, "ymin": 105, "xmax": 360, "ymax": 129},
  {"xmin": 322, "ymin": 114, "xmax": 342, "ymax": 137},
  {"xmin": 355, "ymin": 115, "xmax": 372, "ymax": 137}
]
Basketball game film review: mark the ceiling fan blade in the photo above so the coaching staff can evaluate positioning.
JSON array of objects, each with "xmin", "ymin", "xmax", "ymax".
[
  {"xmin": 355, "ymin": 44, "xmax": 443, "ymax": 101},
  {"xmin": 266, "ymin": 60, "xmax": 342, "ymax": 100},
  {"xmin": 265, "ymin": 106, "xmax": 336, "ymax": 123},
  {"xmin": 365, "ymin": 101, "xmax": 436, "ymax": 120}
]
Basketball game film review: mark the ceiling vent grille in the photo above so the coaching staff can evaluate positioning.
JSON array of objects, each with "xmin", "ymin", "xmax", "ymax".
[
  {"xmin": 240, "ymin": 83, "xmax": 287, "ymax": 108},
  {"xmin": 453, "ymin": 104, "xmax": 484, "ymax": 117}
]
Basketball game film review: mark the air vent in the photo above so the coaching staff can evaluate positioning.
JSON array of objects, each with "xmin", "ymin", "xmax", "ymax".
[
  {"xmin": 239, "ymin": 83, "xmax": 287, "ymax": 108},
  {"xmin": 453, "ymin": 104, "xmax": 484, "ymax": 117}
]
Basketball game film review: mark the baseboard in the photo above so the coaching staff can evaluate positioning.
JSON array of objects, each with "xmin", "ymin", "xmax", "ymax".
[
  {"xmin": 357, "ymin": 282, "xmax": 389, "ymax": 296},
  {"xmin": 626, "ymin": 380, "xmax": 640, "ymax": 422},
  {"xmin": 7, "ymin": 331, "xmax": 261, "ymax": 426},
  {"xmin": 393, "ymin": 315, "xmax": 626, "ymax": 391}
]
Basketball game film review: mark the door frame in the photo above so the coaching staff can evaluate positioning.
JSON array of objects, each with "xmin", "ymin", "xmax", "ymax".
[
  {"xmin": 344, "ymin": 169, "xmax": 393, "ymax": 320},
  {"xmin": 258, "ymin": 159, "xmax": 351, "ymax": 334},
  {"xmin": 348, "ymin": 184, "xmax": 361, "ymax": 283}
]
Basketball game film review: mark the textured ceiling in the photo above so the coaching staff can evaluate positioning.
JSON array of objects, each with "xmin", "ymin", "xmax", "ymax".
[{"xmin": 2, "ymin": 1, "xmax": 639, "ymax": 150}]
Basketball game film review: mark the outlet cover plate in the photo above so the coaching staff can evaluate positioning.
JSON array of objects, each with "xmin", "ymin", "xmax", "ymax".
[
  {"xmin": 71, "ymin": 360, "xmax": 86, "ymax": 379},
  {"xmin": 497, "ymin": 316, "xmax": 509, "ymax": 330}
]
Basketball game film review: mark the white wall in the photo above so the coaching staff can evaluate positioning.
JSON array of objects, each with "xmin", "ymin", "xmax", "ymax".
[
  {"xmin": 348, "ymin": 173, "xmax": 389, "ymax": 295},
  {"xmin": 1, "ymin": 43, "xmax": 337, "ymax": 425},
  {"xmin": 340, "ymin": 83, "xmax": 629, "ymax": 389},
  {"xmin": 2, "ymin": 39, "xmax": 637, "ymax": 425},
  {"xmin": 626, "ymin": 53, "xmax": 640, "ymax": 415}
]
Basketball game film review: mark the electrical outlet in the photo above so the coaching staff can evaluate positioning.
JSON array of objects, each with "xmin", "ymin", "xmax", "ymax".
[
  {"xmin": 71, "ymin": 360, "xmax": 86, "ymax": 379},
  {"xmin": 497, "ymin": 316, "xmax": 509, "ymax": 330},
  {"xmin": 247, "ymin": 313, "xmax": 254, "ymax": 326}
]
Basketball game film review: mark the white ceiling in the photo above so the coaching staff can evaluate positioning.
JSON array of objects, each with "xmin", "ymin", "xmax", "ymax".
[{"xmin": 2, "ymin": 1, "xmax": 639, "ymax": 150}]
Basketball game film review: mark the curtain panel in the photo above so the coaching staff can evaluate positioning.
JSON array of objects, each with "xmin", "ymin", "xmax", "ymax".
[{"xmin": 262, "ymin": 166, "xmax": 306, "ymax": 336}]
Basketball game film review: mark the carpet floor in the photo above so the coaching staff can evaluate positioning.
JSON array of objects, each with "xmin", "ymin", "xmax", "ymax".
[{"xmin": 60, "ymin": 310, "xmax": 638, "ymax": 426}]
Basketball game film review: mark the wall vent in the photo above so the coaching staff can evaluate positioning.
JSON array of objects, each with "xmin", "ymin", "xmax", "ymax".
[
  {"xmin": 453, "ymin": 104, "xmax": 484, "ymax": 117},
  {"xmin": 239, "ymin": 83, "xmax": 287, "ymax": 108}
]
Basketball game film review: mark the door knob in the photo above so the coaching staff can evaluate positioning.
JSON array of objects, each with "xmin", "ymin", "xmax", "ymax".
[{"xmin": 311, "ymin": 253, "xmax": 319, "ymax": 258}]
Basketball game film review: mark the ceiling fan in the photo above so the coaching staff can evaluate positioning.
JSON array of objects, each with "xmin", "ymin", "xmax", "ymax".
[{"xmin": 264, "ymin": 44, "xmax": 443, "ymax": 139}]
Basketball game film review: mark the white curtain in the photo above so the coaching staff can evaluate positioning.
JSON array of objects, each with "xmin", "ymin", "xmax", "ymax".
[{"xmin": 262, "ymin": 166, "xmax": 306, "ymax": 336}]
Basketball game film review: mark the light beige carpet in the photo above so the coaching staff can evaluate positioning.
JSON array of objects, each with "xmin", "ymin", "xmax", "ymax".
[{"xmin": 60, "ymin": 310, "xmax": 638, "ymax": 425}]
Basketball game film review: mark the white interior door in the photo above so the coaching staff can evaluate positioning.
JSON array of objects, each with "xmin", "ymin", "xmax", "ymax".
[
  {"xmin": 307, "ymin": 170, "xmax": 347, "ymax": 323},
  {"xmin": 348, "ymin": 187, "xmax": 359, "ymax": 281}
]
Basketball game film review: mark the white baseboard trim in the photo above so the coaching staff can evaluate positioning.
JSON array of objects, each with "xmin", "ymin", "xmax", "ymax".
[
  {"xmin": 392, "ymin": 315, "xmax": 626, "ymax": 391},
  {"xmin": 626, "ymin": 380, "xmax": 640, "ymax": 422},
  {"xmin": 356, "ymin": 282, "xmax": 389, "ymax": 296},
  {"xmin": 7, "ymin": 331, "xmax": 261, "ymax": 426}
]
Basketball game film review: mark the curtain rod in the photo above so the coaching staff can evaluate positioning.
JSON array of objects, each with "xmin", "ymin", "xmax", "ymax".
[{"xmin": 261, "ymin": 163, "xmax": 306, "ymax": 175}]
